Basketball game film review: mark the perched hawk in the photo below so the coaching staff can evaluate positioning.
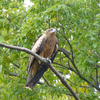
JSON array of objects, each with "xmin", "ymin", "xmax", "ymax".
[{"xmin": 26, "ymin": 28, "xmax": 58, "ymax": 90}]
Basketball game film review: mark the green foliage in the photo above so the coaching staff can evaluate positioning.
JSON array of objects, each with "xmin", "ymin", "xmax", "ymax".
[{"xmin": 0, "ymin": 0, "xmax": 100, "ymax": 99}]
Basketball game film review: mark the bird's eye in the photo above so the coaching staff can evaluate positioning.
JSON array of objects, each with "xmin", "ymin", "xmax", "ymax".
[{"xmin": 50, "ymin": 29, "xmax": 53, "ymax": 31}]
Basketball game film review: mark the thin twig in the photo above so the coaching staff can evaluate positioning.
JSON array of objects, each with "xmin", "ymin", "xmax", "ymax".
[
  {"xmin": 13, "ymin": 63, "xmax": 20, "ymax": 68},
  {"xmin": 62, "ymin": 27, "xmax": 74, "ymax": 61},
  {"xmin": 53, "ymin": 62, "xmax": 77, "ymax": 73},
  {"xmin": 89, "ymin": 76, "xmax": 97, "ymax": 85},
  {"xmin": 4, "ymin": 71, "xmax": 19, "ymax": 77},
  {"xmin": 4, "ymin": 70, "xmax": 44, "ymax": 85},
  {"xmin": 69, "ymin": 57, "xmax": 99, "ymax": 90},
  {"xmin": 95, "ymin": 68, "xmax": 99, "ymax": 88},
  {"xmin": 42, "ymin": 76, "xmax": 52, "ymax": 87},
  {"xmin": 21, "ymin": 95, "xmax": 24, "ymax": 100}
]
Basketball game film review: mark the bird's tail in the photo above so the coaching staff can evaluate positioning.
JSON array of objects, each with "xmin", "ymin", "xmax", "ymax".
[{"xmin": 26, "ymin": 65, "xmax": 48, "ymax": 90}]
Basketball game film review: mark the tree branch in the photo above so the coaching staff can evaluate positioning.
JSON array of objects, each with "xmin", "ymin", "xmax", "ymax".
[
  {"xmin": 53, "ymin": 62, "xmax": 77, "ymax": 73},
  {"xmin": 13, "ymin": 63, "xmax": 20, "ymax": 68},
  {"xmin": 95, "ymin": 68, "xmax": 99, "ymax": 88},
  {"xmin": 58, "ymin": 45, "xmax": 100, "ymax": 91},
  {"xmin": 4, "ymin": 71, "xmax": 19, "ymax": 77},
  {"xmin": 62, "ymin": 27, "xmax": 74, "ymax": 61},
  {"xmin": 48, "ymin": 63, "xmax": 79, "ymax": 100},
  {"xmin": 59, "ymin": 47, "xmax": 81, "ymax": 76},
  {"xmin": 66, "ymin": 55, "xmax": 99, "ymax": 91},
  {"xmin": 0, "ymin": 42, "xmax": 79, "ymax": 100},
  {"xmin": 59, "ymin": 47, "xmax": 71, "ymax": 58},
  {"xmin": 58, "ymin": 30, "xmax": 81, "ymax": 76},
  {"xmin": 89, "ymin": 75, "xmax": 97, "ymax": 85},
  {"xmin": 4, "ymin": 71, "xmax": 44, "ymax": 85},
  {"xmin": 42, "ymin": 76, "xmax": 52, "ymax": 87}
]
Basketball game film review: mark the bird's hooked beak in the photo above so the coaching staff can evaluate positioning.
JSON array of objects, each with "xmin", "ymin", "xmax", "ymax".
[
  {"xmin": 51, "ymin": 28, "xmax": 57, "ymax": 33},
  {"xmin": 51, "ymin": 28, "xmax": 60, "ymax": 32}
]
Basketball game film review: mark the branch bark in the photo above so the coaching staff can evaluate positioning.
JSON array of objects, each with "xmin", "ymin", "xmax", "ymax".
[{"xmin": 0, "ymin": 43, "xmax": 79, "ymax": 100}]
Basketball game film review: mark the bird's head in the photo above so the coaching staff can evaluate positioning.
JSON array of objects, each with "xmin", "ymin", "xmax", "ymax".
[{"xmin": 46, "ymin": 28, "xmax": 57, "ymax": 34}]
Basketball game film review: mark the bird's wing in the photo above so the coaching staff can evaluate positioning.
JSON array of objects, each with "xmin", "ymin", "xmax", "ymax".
[
  {"xmin": 26, "ymin": 41, "xmax": 58, "ymax": 89},
  {"xmin": 27, "ymin": 35, "xmax": 46, "ymax": 74}
]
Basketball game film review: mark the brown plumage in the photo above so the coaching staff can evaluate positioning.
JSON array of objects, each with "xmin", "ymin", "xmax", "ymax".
[{"xmin": 26, "ymin": 28, "xmax": 58, "ymax": 90}]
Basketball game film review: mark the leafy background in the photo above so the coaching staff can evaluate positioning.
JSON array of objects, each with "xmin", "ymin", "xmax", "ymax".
[{"xmin": 0, "ymin": 0, "xmax": 100, "ymax": 99}]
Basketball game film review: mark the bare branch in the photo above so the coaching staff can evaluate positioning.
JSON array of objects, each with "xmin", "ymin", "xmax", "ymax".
[
  {"xmin": 62, "ymin": 27, "xmax": 74, "ymax": 61},
  {"xmin": 95, "ymin": 68, "xmax": 99, "ymax": 88},
  {"xmin": 89, "ymin": 76, "xmax": 97, "ymax": 85},
  {"xmin": 42, "ymin": 76, "xmax": 52, "ymax": 87},
  {"xmin": 59, "ymin": 47, "xmax": 71, "ymax": 58},
  {"xmin": 4, "ymin": 71, "xmax": 19, "ymax": 77},
  {"xmin": 61, "ymin": 48, "xmax": 81, "ymax": 76},
  {"xmin": 58, "ymin": 45, "xmax": 99, "ymax": 91},
  {"xmin": 58, "ymin": 30, "xmax": 81, "ymax": 76},
  {"xmin": 21, "ymin": 95, "xmax": 24, "ymax": 100},
  {"xmin": 53, "ymin": 62, "xmax": 77, "ymax": 73},
  {"xmin": 69, "ymin": 57, "xmax": 99, "ymax": 90},
  {"xmin": 4, "ymin": 70, "xmax": 44, "ymax": 85},
  {"xmin": 0, "ymin": 42, "xmax": 79, "ymax": 100},
  {"xmin": 13, "ymin": 63, "xmax": 20, "ymax": 68}
]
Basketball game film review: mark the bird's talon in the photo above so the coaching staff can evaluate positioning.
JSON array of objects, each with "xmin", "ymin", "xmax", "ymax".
[{"xmin": 46, "ymin": 58, "xmax": 51, "ymax": 63}]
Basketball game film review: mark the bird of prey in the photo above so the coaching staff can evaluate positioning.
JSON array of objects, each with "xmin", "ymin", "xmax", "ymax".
[{"xmin": 26, "ymin": 28, "xmax": 58, "ymax": 90}]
